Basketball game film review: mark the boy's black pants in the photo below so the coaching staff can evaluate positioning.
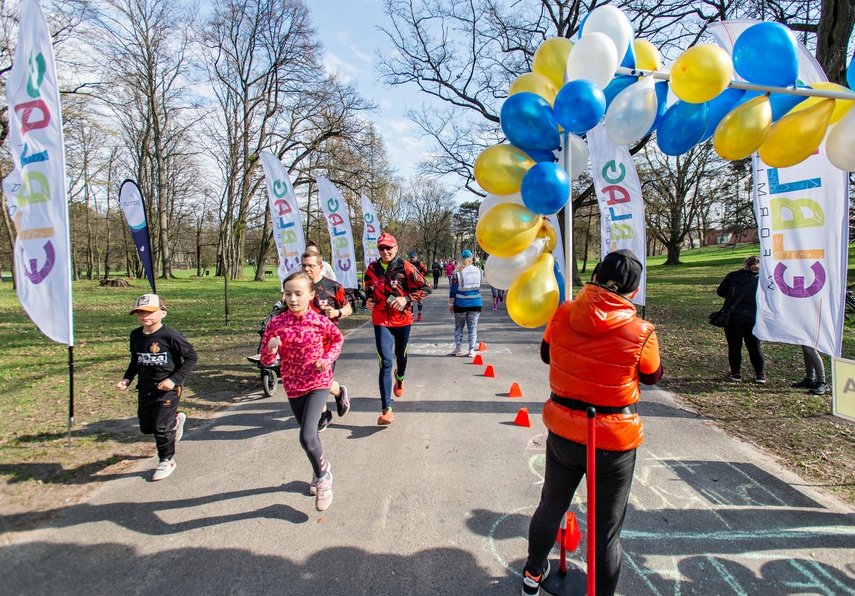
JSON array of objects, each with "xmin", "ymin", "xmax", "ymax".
[{"xmin": 138, "ymin": 388, "xmax": 180, "ymax": 460}]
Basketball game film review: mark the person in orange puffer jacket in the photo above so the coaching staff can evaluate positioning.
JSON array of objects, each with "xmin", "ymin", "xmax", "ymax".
[{"xmin": 521, "ymin": 249, "xmax": 663, "ymax": 596}]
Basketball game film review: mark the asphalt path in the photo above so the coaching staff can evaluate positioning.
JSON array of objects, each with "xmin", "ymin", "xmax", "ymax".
[{"xmin": 2, "ymin": 282, "xmax": 854, "ymax": 595}]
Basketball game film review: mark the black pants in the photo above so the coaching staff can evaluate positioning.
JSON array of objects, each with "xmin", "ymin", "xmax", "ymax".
[
  {"xmin": 138, "ymin": 388, "xmax": 180, "ymax": 461},
  {"xmin": 724, "ymin": 314, "xmax": 764, "ymax": 377},
  {"xmin": 526, "ymin": 432, "xmax": 637, "ymax": 596},
  {"xmin": 432, "ymin": 273, "xmax": 440, "ymax": 288},
  {"xmin": 287, "ymin": 388, "xmax": 329, "ymax": 477}
]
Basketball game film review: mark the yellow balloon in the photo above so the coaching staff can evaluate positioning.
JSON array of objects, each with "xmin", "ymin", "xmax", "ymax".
[
  {"xmin": 634, "ymin": 39, "xmax": 662, "ymax": 71},
  {"xmin": 670, "ymin": 45, "xmax": 733, "ymax": 104},
  {"xmin": 760, "ymin": 99, "xmax": 835, "ymax": 168},
  {"xmin": 507, "ymin": 254, "xmax": 560, "ymax": 328},
  {"xmin": 536, "ymin": 218, "xmax": 558, "ymax": 253},
  {"xmin": 533, "ymin": 38, "xmax": 574, "ymax": 88},
  {"xmin": 788, "ymin": 82, "xmax": 855, "ymax": 124},
  {"xmin": 713, "ymin": 96, "xmax": 772, "ymax": 161},
  {"xmin": 509, "ymin": 72, "xmax": 559, "ymax": 105},
  {"xmin": 473, "ymin": 144, "xmax": 536, "ymax": 195},
  {"xmin": 476, "ymin": 203, "xmax": 542, "ymax": 258}
]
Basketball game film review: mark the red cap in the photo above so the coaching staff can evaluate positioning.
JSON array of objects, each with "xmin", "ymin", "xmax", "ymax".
[{"xmin": 377, "ymin": 233, "xmax": 397, "ymax": 248}]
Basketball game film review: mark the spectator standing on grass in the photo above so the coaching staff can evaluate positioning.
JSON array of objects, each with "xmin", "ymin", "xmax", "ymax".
[
  {"xmin": 261, "ymin": 271, "xmax": 343, "ymax": 511},
  {"xmin": 449, "ymin": 250, "xmax": 483, "ymax": 357},
  {"xmin": 716, "ymin": 255, "xmax": 765, "ymax": 384},
  {"xmin": 301, "ymin": 251, "xmax": 352, "ymax": 433},
  {"xmin": 364, "ymin": 233, "xmax": 432, "ymax": 425},
  {"xmin": 791, "ymin": 346, "xmax": 829, "ymax": 395},
  {"xmin": 521, "ymin": 250, "xmax": 662, "ymax": 596},
  {"xmin": 116, "ymin": 294, "xmax": 198, "ymax": 482}
]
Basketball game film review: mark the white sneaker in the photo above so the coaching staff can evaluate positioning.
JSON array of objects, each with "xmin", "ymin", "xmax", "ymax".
[
  {"xmin": 153, "ymin": 458, "xmax": 176, "ymax": 481},
  {"xmin": 174, "ymin": 412, "xmax": 186, "ymax": 442},
  {"xmin": 315, "ymin": 470, "xmax": 333, "ymax": 511},
  {"xmin": 310, "ymin": 462, "xmax": 332, "ymax": 496},
  {"xmin": 451, "ymin": 347, "xmax": 462, "ymax": 356},
  {"xmin": 468, "ymin": 350, "xmax": 477, "ymax": 358}
]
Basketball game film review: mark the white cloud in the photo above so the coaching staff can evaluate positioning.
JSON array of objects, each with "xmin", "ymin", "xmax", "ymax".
[{"xmin": 323, "ymin": 52, "xmax": 367, "ymax": 84}]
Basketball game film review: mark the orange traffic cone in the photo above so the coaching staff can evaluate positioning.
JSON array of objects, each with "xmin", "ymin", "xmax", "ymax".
[
  {"xmin": 508, "ymin": 382, "xmax": 523, "ymax": 398},
  {"xmin": 472, "ymin": 354, "xmax": 484, "ymax": 365},
  {"xmin": 513, "ymin": 407, "xmax": 531, "ymax": 427},
  {"xmin": 556, "ymin": 512, "xmax": 582, "ymax": 551},
  {"xmin": 484, "ymin": 365, "xmax": 496, "ymax": 377},
  {"xmin": 478, "ymin": 342, "xmax": 487, "ymax": 351}
]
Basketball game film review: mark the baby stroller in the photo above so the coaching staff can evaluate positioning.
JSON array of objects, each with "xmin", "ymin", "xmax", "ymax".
[{"xmin": 247, "ymin": 301, "xmax": 284, "ymax": 397}]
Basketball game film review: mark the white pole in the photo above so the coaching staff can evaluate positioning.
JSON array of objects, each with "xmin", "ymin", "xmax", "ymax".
[
  {"xmin": 615, "ymin": 66, "xmax": 855, "ymax": 101},
  {"xmin": 562, "ymin": 131, "xmax": 574, "ymax": 301}
]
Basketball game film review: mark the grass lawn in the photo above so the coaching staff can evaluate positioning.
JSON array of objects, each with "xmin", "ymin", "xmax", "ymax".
[{"xmin": 1, "ymin": 248, "xmax": 854, "ymax": 534}]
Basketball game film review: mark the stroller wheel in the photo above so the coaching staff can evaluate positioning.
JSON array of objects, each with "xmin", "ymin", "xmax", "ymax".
[{"xmin": 261, "ymin": 369, "xmax": 278, "ymax": 397}]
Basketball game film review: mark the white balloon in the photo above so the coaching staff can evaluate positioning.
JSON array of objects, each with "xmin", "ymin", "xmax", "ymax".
[
  {"xmin": 484, "ymin": 238, "xmax": 547, "ymax": 290},
  {"xmin": 582, "ymin": 5, "xmax": 633, "ymax": 66},
  {"xmin": 478, "ymin": 192, "xmax": 526, "ymax": 218},
  {"xmin": 827, "ymin": 109, "xmax": 855, "ymax": 172},
  {"xmin": 556, "ymin": 134, "xmax": 589, "ymax": 178},
  {"xmin": 605, "ymin": 76, "xmax": 657, "ymax": 145},
  {"xmin": 565, "ymin": 32, "xmax": 619, "ymax": 91}
]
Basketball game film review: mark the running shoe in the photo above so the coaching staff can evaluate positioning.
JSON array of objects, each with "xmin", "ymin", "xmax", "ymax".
[
  {"xmin": 393, "ymin": 370, "xmax": 405, "ymax": 397},
  {"xmin": 335, "ymin": 386, "xmax": 350, "ymax": 418},
  {"xmin": 726, "ymin": 374, "xmax": 741, "ymax": 382},
  {"xmin": 174, "ymin": 412, "xmax": 186, "ymax": 442},
  {"xmin": 315, "ymin": 470, "xmax": 333, "ymax": 511},
  {"xmin": 810, "ymin": 382, "xmax": 829, "ymax": 395},
  {"xmin": 754, "ymin": 374, "xmax": 767, "ymax": 384},
  {"xmin": 417, "ymin": 313, "xmax": 422, "ymax": 322},
  {"xmin": 791, "ymin": 377, "xmax": 815, "ymax": 389},
  {"xmin": 521, "ymin": 561, "xmax": 550, "ymax": 596},
  {"xmin": 310, "ymin": 462, "xmax": 331, "ymax": 496},
  {"xmin": 451, "ymin": 347, "xmax": 462, "ymax": 357},
  {"xmin": 468, "ymin": 350, "xmax": 476, "ymax": 358},
  {"xmin": 318, "ymin": 410, "xmax": 333, "ymax": 432},
  {"xmin": 152, "ymin": 458, "xmax": 176, "ymax": 481},
  {"xmin": 377, "ymin": 408, "xmax": 395, "ymax": 425}
]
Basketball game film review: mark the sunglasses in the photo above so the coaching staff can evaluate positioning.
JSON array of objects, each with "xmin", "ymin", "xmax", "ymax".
[{"xmin": 378, "ymin": 246, "xmax": 395, "ymax": 251}]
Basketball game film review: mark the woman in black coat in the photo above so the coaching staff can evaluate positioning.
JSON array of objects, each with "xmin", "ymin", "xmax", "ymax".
[{"xmin": 716, "ymin": 255, "xmax": 765, "ymax": 383}]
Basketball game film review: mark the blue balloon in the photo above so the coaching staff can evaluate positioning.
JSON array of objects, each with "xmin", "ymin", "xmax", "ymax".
[
  {"xmin": 520, "ymin": 162, "xmax": 571, "ymax": 215},
  {"xmin": 500, "ymin": 92, "xmax": 560, "ymax": 151},
  {"xmin": 769, "ymin": 90, "xmax": 809, "ymax": 121},
  {"xmin": 553, "ymin": 80, "xmax": 606, "ymax": 135},
  {"xmin": 700, "ymin": 87, "xmax": 745, "ymax": 142},
  {"xmin": 554, "ymin": 262, "xmax": 566, "ymax": 304},
  {"xmin": 523, "ymin": 148, "xmax": 558, "ymax": 163},
  {"xmin": 657, "ymin": 101, "xmax": 709, "ymax": 156},
  {"xmin": 733, "ymin": 22, "xmax": 799, "ymax": 86},
  {"xmin": 646, "ymin": 81, "xmax": 669, "ymax": 136},
  {"xmin": 848, "ymin": 55, "xmax": 855, "ymax": 90},
  {"xmin": 619, "ymin": 13, "xmax": 636, "ymax": 68},
  {"xmin": 604, "ymin": 75, "xmax": 637, "ymax": 110}
]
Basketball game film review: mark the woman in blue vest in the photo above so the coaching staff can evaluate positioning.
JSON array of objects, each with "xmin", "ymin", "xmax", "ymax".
[{"xmin": 448, "ymin": 250, "xmax": 483, "ymax": 357}]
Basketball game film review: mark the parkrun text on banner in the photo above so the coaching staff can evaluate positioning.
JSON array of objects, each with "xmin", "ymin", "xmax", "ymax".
[
  {"xmin": 259, "ymin": 150, "xmax": 306, "ymax": 287},
  {"xmin": 315, "ymin": 177, "xmax": 358, "ymax": 289}
]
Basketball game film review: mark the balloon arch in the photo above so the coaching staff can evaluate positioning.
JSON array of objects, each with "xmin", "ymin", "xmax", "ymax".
[{"xmin": 475, "ymin": 6, "xmax": 855, "ymax": 329}]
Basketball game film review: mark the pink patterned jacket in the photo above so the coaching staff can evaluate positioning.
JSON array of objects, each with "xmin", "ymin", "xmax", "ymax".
[{"xmin": 260, "ymin": 309, "xmax": 343, "ymax": 398}]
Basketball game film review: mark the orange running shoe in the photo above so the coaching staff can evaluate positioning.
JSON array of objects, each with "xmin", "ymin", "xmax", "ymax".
[
  {"xmin": 377, "ymin": 408, "xmax": 395, "ymax": 425},
  {"xmin": 393, "ymin": 369, "xmax": 405, "ymax": 397}
]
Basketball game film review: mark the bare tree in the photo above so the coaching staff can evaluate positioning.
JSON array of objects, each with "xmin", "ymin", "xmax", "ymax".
[
  {"xmin": 642, "ymin": 141, "xmax": 729, "ymax": 264},
  {"xmin": 401, "ymin": 177, "xmax": 455, "ymax": 260},
  {"xmin": 95, "ymin": 0, "xmax": 197, "ymax": 279}
]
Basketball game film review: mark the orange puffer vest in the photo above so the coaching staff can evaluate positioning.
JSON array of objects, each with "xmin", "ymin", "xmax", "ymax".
[{"xmin": 543, "ymin": 284, "xmax": 655, "ymax": 452}]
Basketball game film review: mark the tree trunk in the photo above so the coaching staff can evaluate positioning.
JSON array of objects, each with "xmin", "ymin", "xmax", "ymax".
[
  {"xmin": 196, "ymin": 216, "xmax": 203, "ymax": 277},
  {"xmin": 0, "ymin": 190, "xmax": 16, "ymax": 288},
  {"xmin": 254, "ymin": 207, "xmax": 273, "ymax": 282},
  {"xmin": 816, "ymin": 0, "xmax": 855, "ymax": 84},
  {"xmin": 665, "ymin": 241, "xmax": 682, "ymax": 265}
]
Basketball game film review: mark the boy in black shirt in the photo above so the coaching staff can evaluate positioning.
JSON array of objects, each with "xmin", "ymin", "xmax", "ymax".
[{"xmin": 116, "ymin": 294, "xmax": 198, "ymax": 481}]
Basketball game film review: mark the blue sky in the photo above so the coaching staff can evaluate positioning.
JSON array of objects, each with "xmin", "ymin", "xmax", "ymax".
[{"xmin": 312, "ymin": 0, "xmax": 430, "ymax": 180}]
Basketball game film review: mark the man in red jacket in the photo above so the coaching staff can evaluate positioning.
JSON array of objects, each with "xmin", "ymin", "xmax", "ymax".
[{"xmin": 364, "ymin": 233, "xmax": 432, "ymax": 425}]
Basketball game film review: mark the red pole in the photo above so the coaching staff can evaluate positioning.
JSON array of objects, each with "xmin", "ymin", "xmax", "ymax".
[
  {"xmin": 586, "ymin": 406, "xmax": 596, "ymax": 596},
  {"xmin": 559, "ymin": 511, "xmax": 568, "ymax": 576}
]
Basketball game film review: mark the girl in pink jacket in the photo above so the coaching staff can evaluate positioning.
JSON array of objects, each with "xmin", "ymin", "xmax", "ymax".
[{"xmin": 261, "ymin": 271, "xmax": 343, "ymax": 511}]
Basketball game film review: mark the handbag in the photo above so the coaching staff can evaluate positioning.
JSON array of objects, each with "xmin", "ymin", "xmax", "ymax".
[{"xmin": 709, "ymin": 281, "xmax": 751, "ymax": 328}]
